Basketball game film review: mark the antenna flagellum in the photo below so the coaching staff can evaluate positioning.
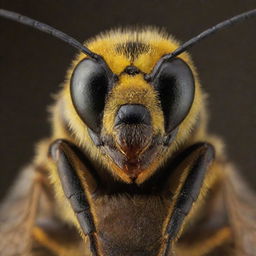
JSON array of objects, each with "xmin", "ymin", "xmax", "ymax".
[
  {"xmin": 0, "ymin": 9, "xmax": 99, "ymax": 60},
  {"xmin": 146, "ymin": 8, "xmax": 256, "ymax": 81}
]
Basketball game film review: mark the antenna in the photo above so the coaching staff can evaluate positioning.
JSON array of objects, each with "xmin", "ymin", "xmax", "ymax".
[
  {"xmin": 147, "ymin": 9, "xmax": 256, "ymax": 80},
  {"xmin": 0, "ymin": 9, "xmax": 101, "ymax": 61}
]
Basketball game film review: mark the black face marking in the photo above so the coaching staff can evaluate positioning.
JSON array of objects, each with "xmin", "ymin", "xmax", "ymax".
[
  {"xmin": 116, "ymin": 41, "xmax": 150, "ymax": 61},
  {"xmin": 123, "ymin": 65, "xmax": 141, "ymax": 76},
  {"xmin": 115, "ymin": 104, "xmax": 151, "ymax": 126}
]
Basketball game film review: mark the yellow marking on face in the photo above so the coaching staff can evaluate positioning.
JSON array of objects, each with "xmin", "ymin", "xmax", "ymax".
[
  {"xmin": 84, "ymin": 28, "xmax": 181, "ymax": 74},
  {"xmin": 103, "ymin": 74, "xmax": 164, "ymax": 136}
]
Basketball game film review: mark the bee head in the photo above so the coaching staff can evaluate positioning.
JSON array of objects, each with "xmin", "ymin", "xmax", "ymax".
[
  {"xmin": 1, "ymin": 9, "xmax": 255, "ymax": 184},
  {"xmin": 66, "ymin": 29, "xmax": 201, "ymax": 184},
  {"xmin": 1, "ymin": 9, "xmax": 256, "ymax": 256}
]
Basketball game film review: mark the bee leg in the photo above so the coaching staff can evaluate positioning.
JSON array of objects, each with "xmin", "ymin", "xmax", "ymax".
[
  {"xmin": 176, "ymin": 226, "xmax": 232, "ymax": 256},
  {"xmin": 32, "ymin": 224, "xmax": 85, "ymax": 256},
  {"xmin": 32, "ymin": 226, "xmax": 66, "ymax": 256},
  {"xmin": 50, "ymin": 139, "xmax": 100, "ymax": 256},
  {"xmin": 161, "ymin": 143, "xmax": 215, "ymax": 256},
  {"xmin": 0, "ymin": 166, "xmax": 52, "ymax": 256}
]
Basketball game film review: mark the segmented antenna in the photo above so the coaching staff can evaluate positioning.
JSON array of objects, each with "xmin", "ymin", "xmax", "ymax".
[
  {"xmin": 147, "ymin": 9, "xmax": 256, "ymax": 80},
  {"xmin": 0, "ymin": 9, "xmax": 101, "ymax": 61},
  {"xmin": 168, "ymin": 9, "xmax": 256, "ymax": 59}
]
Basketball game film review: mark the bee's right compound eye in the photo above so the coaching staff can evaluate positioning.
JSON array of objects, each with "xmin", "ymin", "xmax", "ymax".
[{"xmin": 71, "ymin": 58, "xmax": 110, "ymax": 133}]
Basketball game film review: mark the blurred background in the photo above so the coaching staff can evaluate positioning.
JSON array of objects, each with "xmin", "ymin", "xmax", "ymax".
[{"xmin": 0, "ymin": 0, "xmax": 255, "ymax": 199}]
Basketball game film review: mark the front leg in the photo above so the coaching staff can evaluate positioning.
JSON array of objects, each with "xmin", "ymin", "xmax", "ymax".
[
  {"xmin": 160, "ymin": 143, "xmax": 215, "ymax": 256},
  {"xmin": 50, "ymin": 139, "xmax": 100, "ymax": 256}
]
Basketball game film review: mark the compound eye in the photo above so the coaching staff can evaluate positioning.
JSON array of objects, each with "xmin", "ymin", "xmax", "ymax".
[
  {"xmin": 71, "ymin": 58, "xmax": 109, "ymax": 133},
  {"xmin": 152, "ymin": 58, "xmax": 195, "ymax": 133}
]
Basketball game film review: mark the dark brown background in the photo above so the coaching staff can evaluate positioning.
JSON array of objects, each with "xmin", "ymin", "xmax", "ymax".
[{"xmin": 0, "ymin": 0, "xmax": 255, "ymax": 199}]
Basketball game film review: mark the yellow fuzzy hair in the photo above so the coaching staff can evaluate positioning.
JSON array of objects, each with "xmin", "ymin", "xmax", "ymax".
[
  {"xmin": 49, "ymin": 28, "xmax": 207, "ymax": 185},
  {"xmin": 31, "ymin": 27, "xmax": 226, "ymax": 235}
]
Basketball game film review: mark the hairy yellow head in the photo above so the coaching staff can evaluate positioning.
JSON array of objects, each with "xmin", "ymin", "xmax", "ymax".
[{"xmin": 55, "ymin": 28, "xmax": 204, "ymax": 184}]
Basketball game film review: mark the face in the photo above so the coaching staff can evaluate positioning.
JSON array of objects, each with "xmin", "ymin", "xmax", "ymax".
[
  {"xmin": 64, "ymin": 29, "xmax": 202, "ymax": 185},
  {"xmin": 46, "ymin": 28, "xmax": 206, "ymax": 256}
]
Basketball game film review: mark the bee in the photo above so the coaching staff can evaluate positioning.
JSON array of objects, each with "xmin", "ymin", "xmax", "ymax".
[{"xmin": 0, "ymin": 8, "xmax": 256, "ymax": 256}]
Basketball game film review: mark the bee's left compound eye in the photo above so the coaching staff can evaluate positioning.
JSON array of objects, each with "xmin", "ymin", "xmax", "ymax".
[
  {"xmin": 71, "ymin": 59, "xmax": 110, "ymax": 133},
  {"xmin": 150, "ymin": 58, "xmax": 195, "ymax": 133}
]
